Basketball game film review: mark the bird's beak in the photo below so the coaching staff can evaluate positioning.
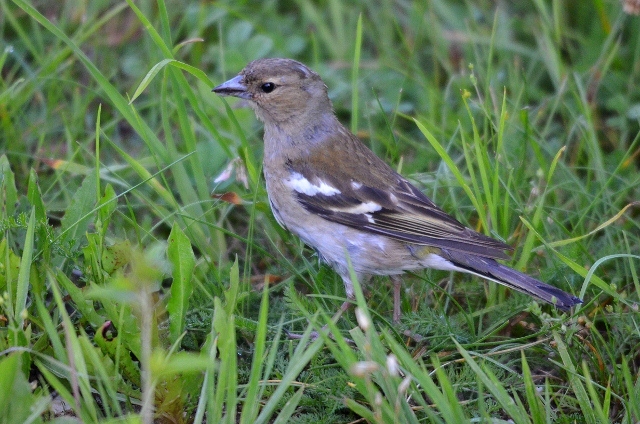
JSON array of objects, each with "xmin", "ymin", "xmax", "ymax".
[{"xmin": 212, "ymin": 75, "xmax": 250, "ymax": 99}]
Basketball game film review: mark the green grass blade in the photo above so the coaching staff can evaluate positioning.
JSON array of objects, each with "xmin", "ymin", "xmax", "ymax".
[
  {"xmin": 454, "ymin": 340, "xmax": 531, "ymax": 424},
  {"xmin": 240, "ymin": 281, "xmax": 270, "ymax": 424},
  {"xmin": 552, "ymin": 331, "xmax": 596, "ymax": 423},
  {"xmin": 413, "ymin": 118, "xmax": 481, "ymax": 215},
  {"xmin": 14, "ymin": 208, "xmax": 34, "ymax": 327},
  {"xmin": 521, "ymin": 351, "xmax": 545, "ymax": 423}
]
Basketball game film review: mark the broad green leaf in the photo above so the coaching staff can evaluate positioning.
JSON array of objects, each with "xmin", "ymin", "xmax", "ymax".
[
  {"xmin": 94, "ymin": 321, "xmax": 142, "ymax": 387},
  {"xmin": 0, "ymin": 354, "xmax": 43, "ymax": 424},
  {"xmin": 166, "ymin": 223, "xmax": 195, "ymax": 344}
]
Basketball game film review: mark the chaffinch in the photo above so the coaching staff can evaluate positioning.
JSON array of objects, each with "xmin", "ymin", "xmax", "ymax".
[{"xmin": 213, "ymin": 58, "xmax": 582, "ymax": 321}]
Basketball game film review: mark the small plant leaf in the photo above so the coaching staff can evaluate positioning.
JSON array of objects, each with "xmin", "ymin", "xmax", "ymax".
[{"xmin": 167, "ymin": 222, "xmax": 195, "ymax": 344}]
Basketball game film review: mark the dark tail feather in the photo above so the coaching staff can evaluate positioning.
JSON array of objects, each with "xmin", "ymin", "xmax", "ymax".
[{"xmin": 442, "ymin": 250, "xmax": 582, "ymax": 311}]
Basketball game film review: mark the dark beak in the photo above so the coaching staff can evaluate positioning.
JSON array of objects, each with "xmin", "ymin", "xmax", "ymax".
[{"xmin": 212, "ymin": 75, "xmax": 250, "ymax": 99}]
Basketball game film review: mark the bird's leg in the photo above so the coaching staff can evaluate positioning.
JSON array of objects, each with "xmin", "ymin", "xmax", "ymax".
[
  {"xmin": 286, "ymin": 272, "xmax": 359, "ymax": 342},
  {"xmin": 338, "ymin": 298, "xmax": 353, "ymax": 316},
  {"xmin": 392, "ymin": 275, "xmax": 402, "ymax": 323}
]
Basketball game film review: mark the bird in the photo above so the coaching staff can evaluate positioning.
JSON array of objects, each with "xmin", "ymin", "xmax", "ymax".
[{"xmin": 213, "ymin": 58, "xmax": 582, "ymax": 322}]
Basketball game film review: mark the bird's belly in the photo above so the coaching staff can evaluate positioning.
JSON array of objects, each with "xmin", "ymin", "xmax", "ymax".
[{"xmin": 274, "ymin": 208, "xmax": 422, "ymax": 276}]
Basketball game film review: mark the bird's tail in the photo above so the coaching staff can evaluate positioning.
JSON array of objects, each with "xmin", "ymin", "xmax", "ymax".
[{"xmin": 442, "ymin": 250, "xmax": 582, "ymax": 311}]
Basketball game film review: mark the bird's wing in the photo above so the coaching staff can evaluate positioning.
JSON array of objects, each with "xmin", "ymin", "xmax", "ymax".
[{"xmin": 286, "ymin": 131, "xmax": 512, "ymax": 260}]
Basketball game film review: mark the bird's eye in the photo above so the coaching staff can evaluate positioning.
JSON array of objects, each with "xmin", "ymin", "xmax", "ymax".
[{"xmin": 261, "ymin": 82, "xmax": 276, "ymax": 93}]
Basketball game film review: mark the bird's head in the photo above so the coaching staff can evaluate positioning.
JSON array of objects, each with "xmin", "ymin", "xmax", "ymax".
[{"xmin": 213, "ymin": 58, "xmax": 332, "ymax": 126}]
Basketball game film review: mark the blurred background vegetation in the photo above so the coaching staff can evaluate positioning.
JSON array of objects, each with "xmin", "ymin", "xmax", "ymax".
[{"xmin": 1, "ymin": 0, "xmax": 639, "ymax": 422}]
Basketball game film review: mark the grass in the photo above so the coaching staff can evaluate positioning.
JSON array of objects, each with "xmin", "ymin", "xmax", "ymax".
[{"xmin": 1, "ymin": 0, "xmax": 640, "ymax": 422}]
